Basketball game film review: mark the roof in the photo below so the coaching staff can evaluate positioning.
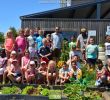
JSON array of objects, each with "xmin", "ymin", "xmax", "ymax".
[{"xmin": 20, "ymin": 0, "xmax": 110, "ymax": 19}]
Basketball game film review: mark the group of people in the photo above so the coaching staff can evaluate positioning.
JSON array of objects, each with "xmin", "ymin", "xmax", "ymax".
[{"xmin": 0, "ymin": 26, "xmax": 110, "ymax": 86}]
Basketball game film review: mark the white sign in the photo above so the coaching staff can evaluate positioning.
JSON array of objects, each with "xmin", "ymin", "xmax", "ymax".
[
  {"xmin": 88, "ymin": 30, "xmax": 96, "ymax": 37},
  {"xmin": 106, "ymin": 31, "xmax": 110, "ymax": 35},
  {"xmin": 107, "ymin": 26, "xmax": 110, "ymax": 31}
]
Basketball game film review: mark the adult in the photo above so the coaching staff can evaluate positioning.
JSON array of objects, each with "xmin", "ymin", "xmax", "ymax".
[
  {"xmin": 51, "ymin": 27, "xmax": 63, "ymax": 61},
  {"xmin": 76, "ymin": 28, "xmax": 89, "ymax": 60}
]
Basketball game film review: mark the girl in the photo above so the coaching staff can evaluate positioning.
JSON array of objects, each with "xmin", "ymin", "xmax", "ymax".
[
  {"xmin": 7, "ymin": 59, "xmax": 21, "ymax": 83},
  {"xmin": 86, "ymin": 37, "xmax": 98, "ymax": 68},
  {"xmin": 47, "ymin": 60, "xmax": 57, "ymax": 85},
  {"xmin": 21, "ymin": 50, "xmax": 30, "ymax": 74},
  {"xmin": 4, "ymin": 30, "xmax": 15, "ymax": 58},
  {"xmin": 25, "ymin": 61, "xmax": 36, "ymax": 84},
  {"xmin": 95, "ymin": 59, "xmax": 106, "ymax": 86},
  {"xmin": 37, "ymin": 61, "xmax": 47, "ymax": 84},
  {"xmin": 15, "ymin": 29, "xmax": 27, "ymax": 63}
]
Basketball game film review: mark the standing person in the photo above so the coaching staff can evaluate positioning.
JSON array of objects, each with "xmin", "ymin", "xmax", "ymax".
[
  {"xmin": 4, "ymin": 30, "xmax": 15, "ymax": 58},
  {"xmin": 27, "ymin": 29, "xmax": 36, "ymax": 59},
  {"xmin": 86, "ymin": 37, "xmax": 98, "ymax": 69},
  {"xmin": 76, "ymin": 28, "xmax": 89, "ymax": 60},
  {"xmin": 46, "ymin": 34, "xmax": 52, "ymax": 48},
  {"xmin": 39, "ymin": 38, "xmax": 52, "ymax": 64},
  {"xmin": 35, "ymin": 30, "xmax": 44, "ymax": 52},
  {"xmin": 33, "ymin": 27, "xmax": 40, "ymax": 41},
  {"xmin": 105, "ymin": 35, "xmax": 110, "ymax": 60},
  {"xmin": 69, "ymin": 36, "xmax": 76, "ymax": 51},
  {"xmin": 51, "ymin": 27, "xmax": 63, "ymax": 62},
  {"xmin": 24, "ymin": 28, "xmax": 30, "ymax": 37},
  {"xmin": 15, "ymin": 29, "xmax": 27, "ymax": 63}
]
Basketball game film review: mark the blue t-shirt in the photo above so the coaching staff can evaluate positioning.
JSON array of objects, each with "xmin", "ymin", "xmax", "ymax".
[
  {"xmin": 35, "ymin": 36, "xmax": 44, "ymax": 51},
  {"xmin": 86, "ymin": 44, "xmax": 98, "ymax": 59}
]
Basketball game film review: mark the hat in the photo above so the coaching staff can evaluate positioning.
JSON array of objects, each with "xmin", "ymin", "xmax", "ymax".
[
  {"xmin": 30, "ymin": 61, "xmax": 35, "ymax": 65},
  {"xmin": 11, "ymin": 51, "xmax": 17, "ymax": 55},
  {"xmin": 81, "ymin": 28, "xmax": 86, "ymax": 32},
  {"xmin": 41, "ymin": 61, "xmax": 46, "ymax": 64}
]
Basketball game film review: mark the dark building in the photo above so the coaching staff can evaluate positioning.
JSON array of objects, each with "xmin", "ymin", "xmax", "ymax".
[{"xmin": 20, "ymin": 0, "xmax": 110, "ymax": 43}]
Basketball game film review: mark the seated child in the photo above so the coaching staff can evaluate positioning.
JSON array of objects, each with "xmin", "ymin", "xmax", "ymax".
[
  {"xmin": 59, "ymin": 62, "xmax": 71, "ymax": 85},
  {"xmin": 95, "ymin": 59, "xmax": 106, "ymax": 86},
  {"xmin": 7, "ymin": 59, "xmax": 21, "ymax": 83},
  {"xmin": 25, "ymin": 61, "xmax": 36, "ymax": 84},
  {"xmin": 37, "ymin": 61, "xmax": 47, "ymax": 84},
  {"xmin": 47, "ymin": 60, "xmax": 57, "ymax": 85},
  {"xmin": 70, "ymin": 61, "xmax": 82, "ymax": 80}
]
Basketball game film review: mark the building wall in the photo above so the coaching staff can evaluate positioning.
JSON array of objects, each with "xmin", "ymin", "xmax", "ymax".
[{"xmin": 21, "ymin": 18, "xmax": 110, "ymax": 43}]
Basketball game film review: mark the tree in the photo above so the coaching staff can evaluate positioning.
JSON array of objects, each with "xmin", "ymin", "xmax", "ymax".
[
  {"xmin": 9, "ymin": 27, "xmax": 18, "ymax": 38},
  {"xmin": 0, "ymin": 32, "xmax": 5, "ymax": 43}
]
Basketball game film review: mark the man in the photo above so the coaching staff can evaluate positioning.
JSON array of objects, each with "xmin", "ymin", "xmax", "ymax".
[{"xmin": 51, "ymin": 27, "xmax": 63, "ymax": 61}]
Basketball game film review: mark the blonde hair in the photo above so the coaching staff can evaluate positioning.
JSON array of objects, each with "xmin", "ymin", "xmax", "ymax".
[
  {"xmin": 38, "ymin": 30, "xmax": 44, "ymax": 35},
  {"xmin": 5, "ymin": 29, "xmax": 13, "ymax": 39},
  {"xmin": 48, "ymin": 60, "xmax": 56, "ymax": 70}
]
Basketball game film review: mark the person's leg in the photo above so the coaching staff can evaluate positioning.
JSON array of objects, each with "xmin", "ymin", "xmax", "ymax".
[
  {"xmin": 52, "ymin": 73, "xmax": 57, "ymax": 85},
  {"xmin": 3, "ymin": 70, "xmax": 8, "ymax": 84},
  {"xmin": 47, "ymin": 73, "xmax": 52, "ymax": 86},
  {"xmin": 7, "ymin": 74, "xmax": 15, "ymax": 83}
]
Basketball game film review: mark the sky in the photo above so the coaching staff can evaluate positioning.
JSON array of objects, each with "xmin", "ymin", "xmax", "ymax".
[{"xmin": 0, "ymin": 0, "xmax": 60, "ymax": 33}]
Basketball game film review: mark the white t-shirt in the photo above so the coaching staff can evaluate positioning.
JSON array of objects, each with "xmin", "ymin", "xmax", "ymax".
[
  {"xmin": 105, "ymin": 42, "xmax": 110, "ymax": 55},
  {"xmin": 77, "ymin": 34, "xmax": 89, "ymax": 49},
  {"xmin": 27, "ymin": 35, "xmax": 35, "ymax": 47}
]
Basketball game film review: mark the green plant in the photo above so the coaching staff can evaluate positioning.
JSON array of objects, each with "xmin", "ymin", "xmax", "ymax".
[
  {"xmin": 22, "ymin": 85, "xmax": 42, "ymax": 96},
  {"xmin": 1, "ymin": 86, "xmax": 21, "ymax": 94},
  {"xmin": 41, "ymin": 88, "xmax": 49, "ymax": 96}
]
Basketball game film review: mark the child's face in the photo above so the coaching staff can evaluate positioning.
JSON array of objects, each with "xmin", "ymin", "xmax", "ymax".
[
  {"xmin": 98, "ymin": 63, "xmax": 103, "ymax": 69},
  {"xmin": 71, "ymin": 62, "xmax": 77, "ymax": 70},
  {"xmin": 89, "ymin": 38, "xmax": 94, "ymax": 44},
  {"xmin": 25, "ymin": 52, "xmax": 29, "ymax": 57},
  {"xmin": 63, "ymin": 64, "xmax": 68, "ymax": 70}
]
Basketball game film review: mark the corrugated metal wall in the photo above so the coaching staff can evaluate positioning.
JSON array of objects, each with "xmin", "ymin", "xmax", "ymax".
[{"xmin": 21, "ymin": 18, "xmax": 110, "ymax": 44}]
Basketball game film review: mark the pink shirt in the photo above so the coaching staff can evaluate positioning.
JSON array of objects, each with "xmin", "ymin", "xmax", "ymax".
[
  {"xmin": 5, "ymin": 38, "xmax": 14, "ymax": 51},
  {"xmin": 22, "ymin": 56, "xmax": 30, "ymax": 67},
  {"xmin": 16, "ymin": 36, "xmax": 27, "ymax": 52}
]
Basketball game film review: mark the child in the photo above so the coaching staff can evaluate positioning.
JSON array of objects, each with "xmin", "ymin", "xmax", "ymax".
[
  {"xmin": 95, "ymin": 59, "xmax": 106, "ymax": 86},
  {"xmin": 7, "ymin": 51, "xmax": 17, "ymax": 66},
  {"xmin": 15, "ymin": 29, "xmax": 27, "ymax": 60},
  {"xmin": 70, "ymin": 61, "xmax": 82, "ymax": 80},
  {"xmin": 47, "ymin": 60, "xmax": 57, "ymax": 85},
  {"xmin": 105, "ymin": 35, "xmax": 110, "ymax": 60},
  {"xmin": 86, "ymin": 37, "xmax": 98, "ymax": 68},
  {"xmin": 25, "ymin": 61, "xmax": 36, "ymax": 84},
  {"xmin": 27, "ymin": 29, "xmax": 36, "ymax": 59},
  {"xmin": 37, "ymin": 61, "xmax": 47, "ymax": 84},
  {"xmin": 4, "ymin": 30, "xmax": 15, "ymax": 58},
  {"xmin": 21, "ymin": 50, "xmax": 30, "ymax": 74},
  {"xmin": 7, "ymin": 59, "xmax": 21, "ymax": 83},
  {"xmin": 59, "ymin": 62, "xmax": 71, "ymax": 85}
]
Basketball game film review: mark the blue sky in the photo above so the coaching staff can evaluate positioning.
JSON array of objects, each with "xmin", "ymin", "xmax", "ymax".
[{"xmin": 0, "ymin": 0, "xmax": 60, "ymax": 33}]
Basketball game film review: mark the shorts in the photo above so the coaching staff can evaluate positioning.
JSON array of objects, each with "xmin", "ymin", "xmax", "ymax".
[
  {"xmin": 87, "ymin": 58, "xmax": 97, "ymax": 66},
  {"xmin": 52, "ymin": 48, "xmax": 61, "ymax": 58}
]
